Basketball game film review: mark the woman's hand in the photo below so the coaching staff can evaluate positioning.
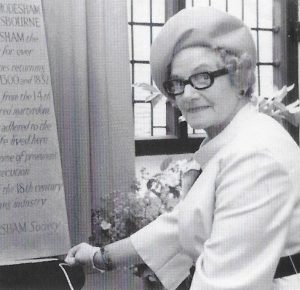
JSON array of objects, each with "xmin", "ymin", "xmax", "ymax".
[
  {"xmin": 65, "ymin": 238, "xmax": 144, "ymax": 272},
  {"xmin": 65, "ymin": 242, "xmax": 99, "ymax": 267}
]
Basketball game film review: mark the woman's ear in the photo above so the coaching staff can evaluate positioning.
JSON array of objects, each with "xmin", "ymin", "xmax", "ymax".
[{"xmin": 234, "ymin": 53, "xmax": 255, "ymax": 96}]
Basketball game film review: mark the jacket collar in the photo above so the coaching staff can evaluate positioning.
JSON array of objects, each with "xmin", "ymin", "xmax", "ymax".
[{"xmin": 193, "ymin": 102, "xmax": 258, "ymax": 168}]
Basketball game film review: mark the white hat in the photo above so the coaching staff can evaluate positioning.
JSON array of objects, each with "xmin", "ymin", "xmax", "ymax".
[{"xmin": 150, "ymin": 7, "xmax": 256, "ymax": 96}]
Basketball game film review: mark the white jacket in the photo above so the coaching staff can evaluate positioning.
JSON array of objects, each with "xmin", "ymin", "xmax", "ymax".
[{"xmin": 130, "ymin": 103, "xmax": 300, "ymax": 290}]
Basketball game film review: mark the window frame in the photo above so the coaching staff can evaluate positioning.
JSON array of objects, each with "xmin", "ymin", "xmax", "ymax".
[
  {"xmin": 135, "ymin": 0, "xmax": 204, "ymax": 156},
  {"xmin": 135, "ymin": 0, "xmax": 299, "ymax": 156},
  {"xmin": 273, "ymin": 0, "xmax": 299, "ymax": 143}
]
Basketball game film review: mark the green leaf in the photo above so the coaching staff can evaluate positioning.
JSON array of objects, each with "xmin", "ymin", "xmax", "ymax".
[
  {"xmin": 160, "ymin": 157, "xmax": 173, "ymax": 171},
  {"xmin": 145, "ymin": 93, "xmax": 162, "ymax": 103},
  {"xmin": 273, "ymin": 101, "xmax": 287, "ymax": 112},
  {"xmin": 132, "ymin": 82, "xmax": 160, "ymax": 93},
  {"xmin": 150, "ymin": 94, "xmax": 164, "ymax": 107}
]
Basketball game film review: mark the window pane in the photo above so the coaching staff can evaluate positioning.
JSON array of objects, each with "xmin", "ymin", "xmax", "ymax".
[
  {"xmin": 153, "ymin": 128, "xmax": 167, "ymax": 136},
  {"xmin": 196, "ymin": 129, "xmax": 207, "ymax": 136},
  {"xmin": 134, "ymin": 64, "xmax": 151, "ymax": 83},
  {"xmin": 129, "ymin": 63, "xmax": 133, "ymax": 84},
  {"xmin": 127, "ymin": 0, "xmax": 132, "ymax": 20},
  {"xmin": 228, "ymin": 0, "xmax": 243, "ymax": 19},
  {"xmin": 128, "ymin": 26, "xmax": 132, "ymax": 60},
  {"xmin": 135, "ymin": 103, "xmax": 151, "ymax": 137},
  {"xmin": 243, "ymin": 0, "xmax": 257, "ymax": 28},
  {"xmin": 210, "ymin": 0, "xmax": 226, "ymax": 11},
  {"xmin": 153, "ymin": 26, "xmax": 163, "ymax": 42},
  {"xmin": 259, "ymin": 31, "xmax": 273, "ymax": 63},
  {"xmin": 133, "ymin": 0, "xmax": 150, "ymax": 22},
  {"xmin": 259, "ymin": 65, "xmax": 273, "ymax": 97},
  {"xmin": 188, "ymin": 125, "xmax": 207, "ymax": 137},
  {"xmin": 193, "ymin": 0, "xmax": 210, "ymax": 7},
  {"xmin": 153, "ymin": 99, "xmax": 166, "ymax": 126},
  {"xmin": 186, "ymin": 0, "xmax": 193, "ymax": 8},
  {"xmin": 152, "ymin": 0, "xmax": 165, "ymax": 23},
  {"xmin": 254, "ymin": 66, "xmax": 260, "ymax": 95},
  {"xmin": 258, "ymin": 0, "xmax": 272, "ymax": 28},
  {"xmin": 251, "ymin": 30, "xmax": 258, "ymax": 59},
  {"xmin": 188, "ymin": 124, "xmax": 194, "ymax": 135},
  {"xmin": 133, "ymin": 26, "xmax": 150, "ymax": 60},
  {"xmin": 134, "ymin": 64, "xmax": 151, "ymax": 101}
]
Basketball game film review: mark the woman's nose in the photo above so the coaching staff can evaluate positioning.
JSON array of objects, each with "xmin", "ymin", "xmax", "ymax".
[{"xmin": 181, "ymin": 84, "xmax": 198, "ymax": 100}]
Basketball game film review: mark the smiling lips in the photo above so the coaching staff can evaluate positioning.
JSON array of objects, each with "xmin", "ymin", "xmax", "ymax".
[{"xmin": 186, "ymin": 106, "xmax": 211, "ymax": 113}]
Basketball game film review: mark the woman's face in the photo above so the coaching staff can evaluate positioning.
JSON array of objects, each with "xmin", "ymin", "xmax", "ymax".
[{"xmin": 171, "ymin": 47, "xmax": 245, "ymax": 136}]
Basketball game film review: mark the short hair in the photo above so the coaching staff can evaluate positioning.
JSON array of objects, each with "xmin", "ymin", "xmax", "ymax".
[{"xmin": 217, "ymin": 48, "xmax": 256, "ymax": 98}]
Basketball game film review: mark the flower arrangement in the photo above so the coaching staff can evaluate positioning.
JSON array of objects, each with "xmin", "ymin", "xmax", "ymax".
[
  {"xmin": 90, "ymin": 156, "xmax": 189, "ymax": 247},
  {"xmin": 89, "ymin": 157, "xmax": 195, "ymax": 287},
  {"xmin": 90, "ymin": 157, "xmax": 195, "ymax": 284}
]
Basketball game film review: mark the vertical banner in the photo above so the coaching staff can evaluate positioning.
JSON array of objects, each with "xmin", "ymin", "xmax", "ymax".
[{"xmin": 0, "ymin": 0, "xmax": 70, "ymax": 262}]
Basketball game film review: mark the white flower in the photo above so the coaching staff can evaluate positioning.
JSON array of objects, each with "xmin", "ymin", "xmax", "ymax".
[{"xmin": 100, "ymin": 220, "xmax": 111, "ymax": 230}]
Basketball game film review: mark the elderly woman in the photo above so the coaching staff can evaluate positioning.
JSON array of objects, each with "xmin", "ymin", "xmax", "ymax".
[{"xmin": 65, "ymin": 7, "xmax": 300, "ymax": 290}]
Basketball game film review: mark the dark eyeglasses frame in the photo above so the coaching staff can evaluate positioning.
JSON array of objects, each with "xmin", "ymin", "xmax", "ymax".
[{"xmin": 163, "ymin": 67, "xmax": 229, "ymax": 97}]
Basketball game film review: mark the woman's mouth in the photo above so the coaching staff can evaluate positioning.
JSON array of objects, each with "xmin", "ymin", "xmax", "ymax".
[{"xmin": 186, "ymin": 106, "xmax": 210, "ymax": 113}]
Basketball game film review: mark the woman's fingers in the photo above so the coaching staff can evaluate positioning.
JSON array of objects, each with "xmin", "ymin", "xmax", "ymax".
[
  {"xmin": 64, "ymin": 255, "xmax": 76, "ymax": 266},
  {"xmin": 65, "ymin": 243, "xmax": 87, "ymax": 266},
  {"xmin": 64, "ymin": 243, "xmax": 100, "ymax": 267}
]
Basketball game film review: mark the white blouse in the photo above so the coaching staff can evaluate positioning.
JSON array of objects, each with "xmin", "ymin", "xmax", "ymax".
[{"xmin": 130, "ymin": 103, "xmax": 300, "ymax": 290}]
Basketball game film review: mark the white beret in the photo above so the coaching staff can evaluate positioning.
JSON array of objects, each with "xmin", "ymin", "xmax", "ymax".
[{"xmin": 150, "ymin": 7, "xmax": 256, "ymax": 96}]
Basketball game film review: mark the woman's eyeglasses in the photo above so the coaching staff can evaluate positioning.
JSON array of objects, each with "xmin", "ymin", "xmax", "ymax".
[{"xmin": 163, "ymin": 67, "xmax": 229, "ymax": 97}]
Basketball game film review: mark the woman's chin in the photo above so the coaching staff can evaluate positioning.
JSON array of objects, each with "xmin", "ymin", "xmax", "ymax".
[
  {"xmin": 186, "ymin": 119, "xmax": 209, "ymax": 130},
  {"xmin": 185, "ymin": 114, "xmax": 215, "ymax": 130}
]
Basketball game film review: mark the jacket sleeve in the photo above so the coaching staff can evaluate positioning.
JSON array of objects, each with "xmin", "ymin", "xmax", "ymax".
[
  {"xmin": 130, "ymin": 205, "xmax": 193, "ymax": 290},
  {"xmin": 190, "ymin": 149, "xmax": 295, "ymax": 290}
]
